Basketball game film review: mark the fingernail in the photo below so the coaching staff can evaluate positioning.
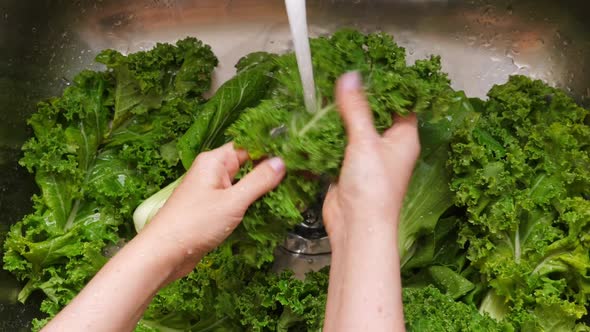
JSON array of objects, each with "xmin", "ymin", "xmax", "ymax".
[
  {"xmin": 267, "ymin": 157, "xmax": 285, "ymax": 173},
  {"xmin": 340, "ymin": 71, "xmax": 362, "ymax": 92}
]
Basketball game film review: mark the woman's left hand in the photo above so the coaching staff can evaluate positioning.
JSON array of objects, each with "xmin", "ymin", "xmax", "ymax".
[
  {"xmin": 140, "ymin": 142, "xmax": 286, "ymax": 280},
  {"xmin": 42, "ymin": 142, "xmax": 285, "ymax": 332}
]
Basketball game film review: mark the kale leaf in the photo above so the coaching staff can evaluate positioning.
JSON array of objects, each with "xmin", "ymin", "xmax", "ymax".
[
  {"xmin": 3, "ymin": 38, "xmax": 217, "ymax": 329},
  {"xmin": 449, "ymin": 75, "xmax": 590, "ymax": 330}
]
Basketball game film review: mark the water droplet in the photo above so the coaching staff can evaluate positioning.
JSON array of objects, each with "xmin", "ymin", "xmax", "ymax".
[
  {"xmin": 187, "ymin": 249, "xmax": 194, "ymax": 255},
  {"xmin": 31, "ymin": 27, "xmax": 37, "ymax": 33},
  {"xmin": 307, "ymin": 258, "xmax": 315, "ymax": 264}
]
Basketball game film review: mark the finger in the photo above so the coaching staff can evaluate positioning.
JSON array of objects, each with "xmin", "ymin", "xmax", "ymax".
[
  {"xmin": 232, "ymin": 145, "xmax": 250, "ymax": 165},
  {"xmin": 208, "ymin": 142, "xmax": 251, "ymax": 178},
  {"xmin": 185, "ymin": 143, "xmax": 250, "ymax": 189},
  {"xmin": 223, "ymin": 143, "xmax": 250, "ymax": 179},
  {"xmin": 335, "ymin": 71, "xmax": 378, "ymax": 143},
  {"xmin": 230, "ymin": 157, "xmax": 286, "ymax": 206},
  {"xmin": 383, "ymin": 113, "xmax": 421, "ymax": 163},
  {"xmin": 382, "ymin": 112, "xmax": 419, "ymax": 141}
]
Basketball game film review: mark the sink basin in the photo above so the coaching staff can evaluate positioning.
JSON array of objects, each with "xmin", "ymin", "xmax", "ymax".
[{"xmin": 1, "ymin": 0, "xmax": 589, "ymax": 329}]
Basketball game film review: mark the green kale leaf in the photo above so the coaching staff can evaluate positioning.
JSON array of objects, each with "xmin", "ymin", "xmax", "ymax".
[
  {"xmin": 227, "ymin": 29, "xmax": 460, "ymax": 267},
  {"xmin": 403, "ymin": 286, "xmax": 514, "ymax": 331},
  {"xmin": 449, "ymin": 75, "xmax": 590, "ymax": 330},
  {"xmin": 3, "ymin": 38, "xmax": 217, "ymax": 329}
]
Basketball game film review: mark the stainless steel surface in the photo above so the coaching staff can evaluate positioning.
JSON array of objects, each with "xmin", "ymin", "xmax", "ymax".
[
  {"xmin": 282, "ymin": 233, "xmax": 331, "ymax": 255},
  {"xmin": 1, "ymin": 0, "xmax": 589, "ymax": 329},
  {"xmin": 272, "ymin": 247, "xmax": 332, "ymax": 280}
]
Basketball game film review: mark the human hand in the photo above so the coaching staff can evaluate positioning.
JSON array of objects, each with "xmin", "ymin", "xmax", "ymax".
[
  {"xmin": 42, "ymin": 143, "xmax": 285, "ymax": 332},
  {"xmin": 321, "ymin": 72, "xmax": 419, "ymax": 332},
  {"xmin": 140, "ymin": 142, "xmax": 286, "ymax": 280},
  {"xmin": 322, "ymin": 71, "xmax": 420, "ymax": 250}
]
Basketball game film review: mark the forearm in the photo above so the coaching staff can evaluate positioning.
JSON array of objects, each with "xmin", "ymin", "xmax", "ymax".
[
  {"xmin": 42, "ymin": 229, "xmax": 182, "ymax": 332},
  {"xmin": 325, "ymin": 215, "xmax": 405, "ymax": 332},
  {"xmin": 324, "ymin": 242, "xmax": 345, "ymax": 331}
]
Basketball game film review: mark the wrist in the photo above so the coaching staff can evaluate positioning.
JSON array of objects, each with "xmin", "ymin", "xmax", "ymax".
[
  {"xmin": 134, "ymin": 223, "xmax": 204, "ymax": 280},
  {"xmin": 328, "ymin": 216, "xmax": 399, "ymax": 256},
  {"xmin": 129, "ymin": 230, "xmax": 178, "ymax": 277}
]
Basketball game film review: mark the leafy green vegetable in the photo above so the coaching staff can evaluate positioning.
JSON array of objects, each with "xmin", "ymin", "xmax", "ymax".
[
  {"xmin": 177, "ymin": 52, "xmax": 278, "ymax": 169},
  {"xmin": 95, "ymin": 37, "xmax": 217, "ymax": 128},
  {"xmin": 6, "ymin": 29, "xmax": 590, "ymax": 332},
  {"xmin": 134, "ymin": 29, "xmax": 473, "ymax": 331},
  {"xmin": 398, "ymin": 93, "xmax": 478, "ymax": 265},
  {"xmin": 229, "ymin": 30, "xmax": 453, "ymax": 174},
  {"xmin": 233, "ymin": 269, "xmax": 328, "ymax": 332},
  {"xmin": 227, "ymin": 30, "xmax": 458, "ymax": 267},
  {"xmin": 2, "ymin": 38, "xmax": 217, "ymax": 329},
  {"xmin": 133, "ymin": 176, "xmax": 184, "ymax": 232},
  {"xmin": 138, "ymin": 247, "xmax": 248, "ymax": 331},
  {"xmin": 132, "ymin": 53, "xmax": 278, "ymax": 233},
  {"xmin": 403, "ymin": 286, "xmax": 513, "ymax": 331},
  {"xmin": 449, "ymin": 75, "xmax": 590, "ymax": 330}
]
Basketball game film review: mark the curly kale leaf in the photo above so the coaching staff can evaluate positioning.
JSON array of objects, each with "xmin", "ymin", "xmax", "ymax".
[
  {"xmin": 229, "ymin": 29, "xmax": 454, "ymax": 176},
  {"xmin": 139, "ymin": 247, "xmax": 249, "ymax": 332},
  {"xmin": 139, "ymin": 248, "xmax": 328, "ymax": 332},
  {"xmin": 3, "ymin": 38, "xmax": 217, "ymax": 328},
  {"xmin": 403, "ymin": 286, "xmax": 514, "ymax": 332},
  {"xmin": 232, "ymin": 269, "xmax": 328, "ymax": 332},
  {"xmin": 227, "ymin": 30, "xmax": 457, "ymax": 267},
  {"xmin": 95, "ymin": 37, "xmax": 217, "ymax": 129},
  {"xmin": 449, "ymin": 75, "xmax": 590, "ymax": 330}
]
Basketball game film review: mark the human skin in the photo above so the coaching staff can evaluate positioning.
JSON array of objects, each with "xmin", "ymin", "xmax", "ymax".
[
  {"xmin": 322, "ymin": 72, "xmax": 420, "ymax": 332},
  {"xmin": 42, "ymin": 143, "xmax": 287, "ymax": 331},
  {"xmin": 42, "ymin": 72, "xmax": 419, "ymax": 332}
]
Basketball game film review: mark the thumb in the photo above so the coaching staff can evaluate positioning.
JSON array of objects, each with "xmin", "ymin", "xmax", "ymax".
[
  {"xmin": 231, "ymin": 157, "xmax": 286, "ymax": 206},
  {"xmin": 335, "ymin": 71, "xmax": 378, "ymax": 143}
]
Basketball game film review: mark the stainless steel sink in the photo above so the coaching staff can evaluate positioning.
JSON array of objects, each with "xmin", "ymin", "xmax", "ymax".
[{"xmin": 1, "ymin": 0, "xmax": 589, "ymax": 330}]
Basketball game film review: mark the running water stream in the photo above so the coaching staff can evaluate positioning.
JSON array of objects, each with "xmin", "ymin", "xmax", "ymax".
[{"xmin": 285, "ymin": 0, "xmax": 317, "ymax": 113}]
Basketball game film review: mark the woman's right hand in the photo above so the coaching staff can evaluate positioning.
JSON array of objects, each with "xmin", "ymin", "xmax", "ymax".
[
  {"xmin": 321, "ymin": 71, "xmax": 420, "ymax": 332},
  {"xmin": 322, "ymin": 71, "xmax": 420, "ymax": 251}
]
